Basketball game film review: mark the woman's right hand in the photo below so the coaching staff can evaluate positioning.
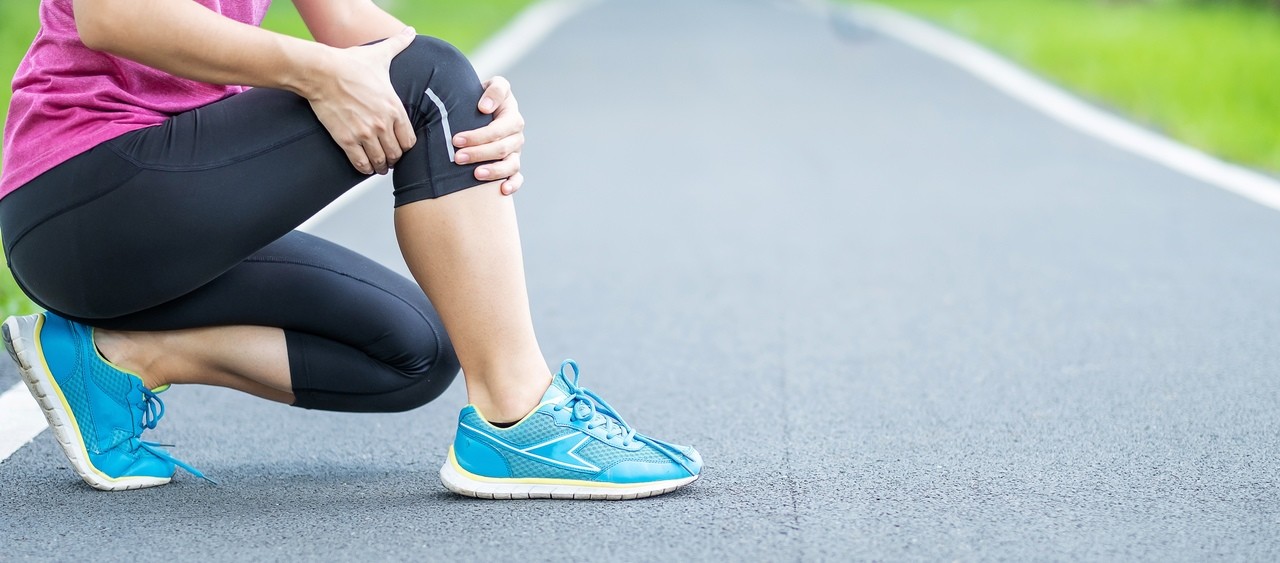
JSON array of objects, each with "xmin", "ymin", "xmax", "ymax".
[{"xmin": 305, "ymin": 27, "xmax": 418, "ymax": 175}]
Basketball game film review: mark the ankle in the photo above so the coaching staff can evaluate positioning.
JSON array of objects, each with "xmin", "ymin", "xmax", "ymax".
[
  {"xmin": 468, "ymin": 372, "xmax": 552, "ymax": 424},
  {"xmin": 93, "ymin": 329, "xmax": 167, "ymax": 389}
]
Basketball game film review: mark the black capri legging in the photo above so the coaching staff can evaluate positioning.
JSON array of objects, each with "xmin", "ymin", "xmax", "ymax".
[{"xmin": 0, "ymin": 36, "xmax": 492, "ymax": 413}]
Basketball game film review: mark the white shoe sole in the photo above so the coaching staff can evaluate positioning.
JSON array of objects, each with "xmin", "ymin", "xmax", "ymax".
[
  {"xmin": 3, "ymin": 314, "xmax": 170, "ymax": 491},
  {"xmin": 439, "ymin": 448, "xmax": 698, "ymax": 500}
]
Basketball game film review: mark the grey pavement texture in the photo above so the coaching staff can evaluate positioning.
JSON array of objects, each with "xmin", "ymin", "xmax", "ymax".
[{"xmin": 3, "ymin": 0, "xmax": 1279, "ymax": 560}]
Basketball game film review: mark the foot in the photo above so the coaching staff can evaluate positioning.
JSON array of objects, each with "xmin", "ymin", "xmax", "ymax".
[
  {"xmin": 440, "ymin": 359, "xmax": 702, "ymax": 500},
  {"xmin": 3, "ymin": 313, "xmax": 210, "ymax": 490}
]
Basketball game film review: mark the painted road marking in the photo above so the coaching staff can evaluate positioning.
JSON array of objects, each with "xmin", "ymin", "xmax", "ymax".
[{"xmin": 846, "ymin": 3, "xmax": 1280, "ymax": 213}]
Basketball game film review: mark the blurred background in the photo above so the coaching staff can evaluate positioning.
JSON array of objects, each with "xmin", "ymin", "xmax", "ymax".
[{"xmin": 0, "ymin": 0, "xmax": 1276, "ymax": 316}]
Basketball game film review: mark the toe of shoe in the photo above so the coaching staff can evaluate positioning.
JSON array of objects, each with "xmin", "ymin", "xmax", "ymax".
[
  {"xmin": 600, "ymin": 459, "xmax": 698, "ymax": 484},
  {"xmin": 644, "ymin": 439, "xmax": 703, "ymax": 476},
  {"xmin": 669, "ymin": 444, "xmax": 702, "ymax": 476},
  {"xmin": 122, "ymin": 452, "xmax": 177, "ymax": 480}
]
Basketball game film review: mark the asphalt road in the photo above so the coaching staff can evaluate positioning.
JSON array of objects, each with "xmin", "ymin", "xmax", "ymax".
[{"xmin": 2, "ymin": 0, "xmax": 1278, "ymax": 560}]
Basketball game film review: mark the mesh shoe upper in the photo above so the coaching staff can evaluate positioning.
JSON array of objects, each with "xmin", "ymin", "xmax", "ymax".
[
  {"xmin": 38, "ymin": 312, "xmax": 207, "ymax": 482},
  {"xmin": 451, "ymin": 359, "xmax": 702, "ymax": 484}
]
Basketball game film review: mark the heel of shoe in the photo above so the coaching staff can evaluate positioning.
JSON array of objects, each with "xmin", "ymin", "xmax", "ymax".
[
  {"xmin": 4, "ymin": 314, "xmax": 171, "ymax": 491},
  {"xmin": 3, "ymin": 316, "xmax": 30, "ymax": 370}
]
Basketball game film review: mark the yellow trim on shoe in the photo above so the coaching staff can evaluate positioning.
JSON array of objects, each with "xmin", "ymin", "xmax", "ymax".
[
  {"xmin": 464, "ymin": 399, "xmax": 558, "ymax": 432},
  {"xmin": 446, "ymin": 446, "xmax": 693, "ymax": 489}
]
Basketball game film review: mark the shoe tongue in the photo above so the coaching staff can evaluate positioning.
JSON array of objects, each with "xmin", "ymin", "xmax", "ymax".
[{"xmin": 542, "ymin": 373, "xmax": 572, "ymax": 402}]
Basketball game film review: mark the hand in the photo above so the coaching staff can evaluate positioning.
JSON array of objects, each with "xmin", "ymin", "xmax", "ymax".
[
  {"xmin": 453, "ymin": 76, "xmax": 525, "ymax": 195},
  {"xmin": 306, "ymin": 27, "xmax": 417, "ymax": 175}
]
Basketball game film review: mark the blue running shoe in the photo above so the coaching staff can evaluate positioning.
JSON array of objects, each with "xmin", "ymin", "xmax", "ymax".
[
  {"xmin": 3, "ymin": 313, "xmax": 210, "ymax": 491},
  {"xmin": 441, "ymin": 359, "xmax": 702, "ymax": 500}
]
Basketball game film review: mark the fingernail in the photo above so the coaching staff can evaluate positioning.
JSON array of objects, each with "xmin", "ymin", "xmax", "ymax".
[
  {"xmin": 476, "ymin": 167, "xmax": 490, "ymax": 179},
  {"xmin": 455, "ymin": 152, "xmax": 470, "ymax": 164},
  {"xmin": 453, "ymin": 135, "xmax": 466, "ymax": 146},
  {"xmin": 480, "ymin": 98, "xmax": 495, "ymax": 112}
]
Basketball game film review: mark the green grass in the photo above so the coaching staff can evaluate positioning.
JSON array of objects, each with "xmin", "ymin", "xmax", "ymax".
[
  {"xmin": 263, "ymin": 0, "xmax": 535, "ymax": 53},
  {"xmin": 0, "ymin": 3, "xmax": 41, "ymax": 155},
  {"xmin": 867, "ymin": 0, "xmax": 1280, "ymax": 172},
  {"xmin": 0, "ymin": 1, "xmax": 534, "ymax": 317}
]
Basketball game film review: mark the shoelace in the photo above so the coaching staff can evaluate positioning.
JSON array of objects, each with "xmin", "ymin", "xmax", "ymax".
[
  {"xmin": 550, "ymin": 360, "xmax": 698, "ymax": 474},
  {"xmin": 552, "ymin": 360, "xmax": 638, "ymax": 447},
  {"xmin": 132, "ymin": 387, "xmax": 216, "ymax": 484}
]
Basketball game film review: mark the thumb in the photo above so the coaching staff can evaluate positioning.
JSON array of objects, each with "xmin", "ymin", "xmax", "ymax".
[{"xmin": 382, "ymin": 27, "xmax": 416, "ymax": 58}]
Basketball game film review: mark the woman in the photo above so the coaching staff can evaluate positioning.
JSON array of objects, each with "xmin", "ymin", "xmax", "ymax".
[{"xmin": 0, "ymin": 0, "xmax": 700, "ymax": 500}]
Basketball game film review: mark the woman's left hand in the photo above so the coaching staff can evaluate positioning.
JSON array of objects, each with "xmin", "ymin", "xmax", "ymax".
[{"xmin": 452, "ymin": 76, "xmax": 525, "ymax": 195}]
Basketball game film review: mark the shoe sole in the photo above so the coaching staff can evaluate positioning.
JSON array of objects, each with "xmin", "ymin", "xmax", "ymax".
[
  {"xmin": 3, "ymin": 315, "xmax": 170, "ymax": 491},
  {"xmin": 439, "ymin": 448, "xmax": 698, "ymax": 500}
]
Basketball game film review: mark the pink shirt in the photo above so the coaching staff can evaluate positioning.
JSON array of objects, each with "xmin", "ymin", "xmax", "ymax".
[{"xmin": 0, "ymin": 0, "xmax": 272, "ymax": 198}]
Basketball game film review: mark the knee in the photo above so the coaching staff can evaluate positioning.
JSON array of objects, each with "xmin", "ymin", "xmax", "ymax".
[
  {"xmin": 370, "ymin": 310, "xmax": 462, "ymax": 412},
  {"xmin": 377, "ymin": 349, "xmax": 462, "ymax": 413},
  {"xmin": 392, "ymin": 35, "xmax": 482, "ymax": 92}
]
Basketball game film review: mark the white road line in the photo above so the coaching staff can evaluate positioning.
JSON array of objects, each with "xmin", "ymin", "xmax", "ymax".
[
  {"xmin": 847, "ymin": 3, "xmax": 1280, "ymax": 213},
  {"xmin": 0, "ymin": 0, "xmax": 597, "ymax": 463},
  {"xmin": 0, "ymin": 382, "xmax": 46, "ymax": 462},
  {"xmin": 467, "ymin": 0, "xmax": 598, "ymax": 80},
  {"xmin": 298, "ymin": 0, "xmax": 598, "ymax": 233}
]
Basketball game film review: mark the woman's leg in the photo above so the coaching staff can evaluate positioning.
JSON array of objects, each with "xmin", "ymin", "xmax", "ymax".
[
  {"xmin": 2, "ymin": 36, "xmax": 545, "ymax": 417},
  {"xmin": 90, "ymin": 230, "xmax": 461, "ymax": 413},
  {"xmin": 396, "ymin": 186, "xmax": 551, "ymax": 422},
  {"xmin": 2, "ymin": 34, "xmax": 701, "ymax": 497},
  {"xmin": 92, "ymin": 184, "xmax": 551, "ymax": 422},
  {"xmin": 91, "ymin": 182, "xmax": 551, "ymax": 421},
  {"xmin": 95, "ymin": 325, "xmax": 293, "ymax": 403}
]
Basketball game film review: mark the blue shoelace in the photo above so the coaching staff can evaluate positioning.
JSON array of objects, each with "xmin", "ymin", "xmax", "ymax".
[
  {"xmin": 133, "ymin": 386, "xmax": 216, "ymax": 484},
  {"xmin": 553, "ymin": 361, "xmax": 638, "ymax": 447},
  {"xmin": 551, "ymin": 360, "xmax": 699, "ymax": 474}
]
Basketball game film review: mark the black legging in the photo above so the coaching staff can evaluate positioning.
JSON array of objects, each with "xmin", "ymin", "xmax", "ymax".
[{"xmin": 0, "ymin": 36, "xmax": 492, "ymax": 412}]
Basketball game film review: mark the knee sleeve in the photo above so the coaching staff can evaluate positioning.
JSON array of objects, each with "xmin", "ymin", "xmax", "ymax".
[{"xmin": 389, "ymin": 36, "xmax": 495, "ymax": 206}]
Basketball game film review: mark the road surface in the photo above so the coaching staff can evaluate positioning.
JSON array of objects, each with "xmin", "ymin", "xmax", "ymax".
[{"xmin": 2, "ymin": 0, "xmax": 1277, "ymax": 559}]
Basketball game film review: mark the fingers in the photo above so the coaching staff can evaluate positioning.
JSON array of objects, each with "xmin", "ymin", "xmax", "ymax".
[
  {"xmin": 338, "ymin": 114, "xmax": 405, "ymax": 175},
  {"xmin": 377, "ymin": 32, "xmax": 417, "ymax": 169},
  {"xmin": 338, "ymin": 141, "xmax": 373, "ymax": 175},
  {"xmin": 478, "ymin": 76, "xmax": 511, "ymax": 114},
  {"xmin": 383, "ymin": 106, "xmax": 414, "ymax": 169},
  {"xmin": 362, "ymin": 137, "xmax": 389, "ymax": 175},
  {"xmin": 454, "ymin": 77, "xmax": 524, "ymax": 176},
  {"xmin": 474, "ymin": 151, "xmax": 520, "ymax": 183},
  {"xmin": 467, "ymin": 76, "xmax": 524, "ymax": 193},
  {"xmin": 457, "ymin": 130, "xmax": 523, "ymax": 166},
  {"xmin": 381, "ymin": 27, "xmax": 417, "ymax": 61},
  {"xmin": 500, "ymin": 172, "xmax": 524, "ymax": 196},
  {"xmin": 312, "ymin": 30, "xmax": 420, "ymax": 176},
  {"xmin": 393, "ymin": 111, "xmax": 417, "ymax": 155},
  {"xmin": 454, "ymin": 93, "xmax": 521, "ymax": 149}
]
